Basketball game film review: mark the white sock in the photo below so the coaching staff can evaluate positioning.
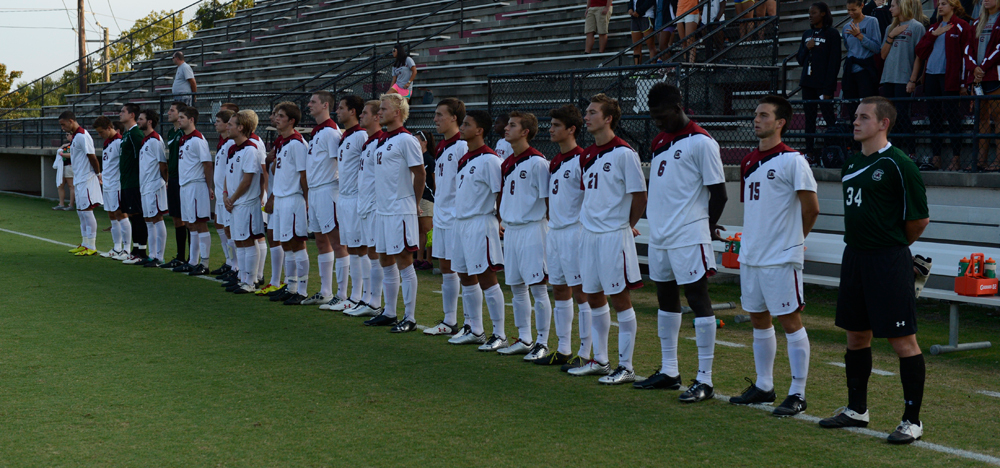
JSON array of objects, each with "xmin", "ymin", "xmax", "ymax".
[
  {"xmin": 530, "ymin": 284, "xmax": 552, "ymax": 346},
  {"xmin": 786, "ymin": 328, "xmax": 811, "ymax": 397},
  {"xmin": 335, "ymin": 255, "xmax": 349, "ymax": 300},
  {"xmin": 368, "ymin": 257, "xmax": 383, "ymax": 306},
  {"xmin": 245, "ymin": 243, "xmax": 260, "ymax": 285},
  {"xmin": 553, "ymin": 299, "xmax": 574, "ymax": 355},
  {"xmin": 189, "ymin": 231, "xmax": 201, "ymax": 265},
  {"xmin": 145, "ymin": 221, "xmax": 156, "ymax": 258},
  {"xmin": 753, "ymin": 327, "xmax": 777, "ymax": 392},
  {"xmin": 237, "ymin": 247, "xmax": 248, "ymax": 283},
  {"xmin": 154, "ymin": 221, "xmax": 167, "ymax": 260},
  {"xmin": 270, "ymin": 246, "xmax": 284, "ymax": 285},
  {"xmin": 228, "ymin": 239, "xmax": 239, "ymax": 270},
  {"xmin": 110, "ymin": 219, "xmax": 122, "ymax": 251},
  {"xmin": 441, "ymin": 272, "xmax": 460, "ymax": 325},
  {"xmin": 359, "ymin": 255, "xmax": 372, "ymax": 303},
  {"xmin": 217, "ymin": 228, "xmax": 230, "ymax": 264},
  {"xmin": 255, "ymin": 240, "xmax": 267, "ymax": 282},
  {"xmin": 617, "ymin": 308, "xmax": 637, "ymax": 371},
  {"xmin": 382, "ymin": 264, "xmax": 400, "ymax": 318},
  {"xmin": 511, "ymin": 284, "xmax": 532, "ymax": 343},
  {"xmin": 694, "ymin": 316, "xmax": 717, "ymax": 386},
  {"xmin": 120, "ymin": 217, "xmax": 132, "ymax": 252},
  {"xmin": 462, "ymin": 283, "xmax": 485, "ymax": 335},
  {"xmin": 349, "ymin": 255, "xmax": 364, "ymax": 303},
  {"xmin": 199, "ymin": 232, "xmax": 211, "ymax": 267},
  {"xmin": 399, "ymin": 264, "xmax": 417, "ymax": 323},
  {"xmin": 78, "ymin": 211, "xmax": 86, "ymax": 239},
  {"xmin": 578, "ymin": 302, "xmax": 593, "ymax": 359},
  {"xmin": 483, "ymin": 284, "xmax": 506, "ymax": 339},
  {"xmin": 318, "ymin": 252, "xmax": 335, "ymax": 297},
  {"xmin": 658, "ymin": 310, "xmax": 683, "ymax": 376},
  {"xmin": 591, "ymin": 304, "xmax": 611, "ymax": 365},
  {"xmin": 284, "ymin": 249, "xmax": 297, "ymax": 295},
  {"xmin": 81, "ymin": 211, "xmax": 97, "ymax": 249},
  {"xmin": 295, "ymin": 250, "xmax": 310, "ymax": 295}
]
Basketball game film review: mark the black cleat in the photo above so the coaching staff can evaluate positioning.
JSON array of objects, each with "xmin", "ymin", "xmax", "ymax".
[
  {"xmin": 818, "ymin": 407, "xmax": 869, "ymax": 428},
  {"xmin": 560, "ymin": 355, "xmax": 588, "ymax": 372},
  {"xmin": 210, "ymin": 264, "xmax": 232, "ymax": 276},
  {"xmin": 633, "ymin": 370, "xmax": 683, "ymax": 390},
  {"xmin": 272, "ymin": 290, "xmax": 295, "ymax": 302},
  {"xmin": 188, "ymin": 264, "xmax": 209, "ymax": 276},
  {"xmin": 217, "ymin": 270, "xmax": 237, "ymax": 281},
  {"xmin": 172, "ymin": 262, "xmax": 194, "ymax": 273},
  {"xmin": 773, "ymin": 394, "xmax": 807, "ymax": 417},
  {"xmin": 143, "ymin": 258, "xmax": 163, "ymax": 268},
  {"xmin": 159, "ymin": 257, "xmax": 183, "ymax": 269},
  {"xmin": 679, "ymin": 380, "xmax": 715, "ymax": 403},
  {"xmin": 532, "ymin": 351, "xmax": 572, "ymax": 366},
  {"xmin": 135, "ymin": 257, "xmax": 154, "ymax": 266},
  {"xmin": 729, "ymin": 377, "xmax": 777, "ymax": 405},
  {"xmin": 389, "ymin": 320, "xmax": 416, "ymax": 333},
  {"xmin": 221, "ymin": 278, "xmax": 239, "ymax": 288},
  {"xmin": 225, "ymin": 282, "xmax": 243, "ymax": 293},
  {"xmin": 283, "ymin": 293, "xmax": 306, "ymax": 305},
  {"xmin": 364, "ymin": 313, "xmax": 397, "ymax": 327}
]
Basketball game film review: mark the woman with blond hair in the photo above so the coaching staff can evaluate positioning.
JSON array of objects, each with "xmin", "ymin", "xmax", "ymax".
[
  {"xmin": 970, "ymin": 0, "xmax": 1000, "ymax": 170},
  {"xmin": 879, "ymin": 0, "xmax": 928, "ymax": 158}
]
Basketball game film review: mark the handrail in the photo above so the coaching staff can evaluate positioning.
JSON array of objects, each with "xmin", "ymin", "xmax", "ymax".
[
  {"xmin": 658, "ymin": 6, "xmax": 762, "ymax": 65},
  {"xmin": 225, "ymin": 0, "xmax": 313, "ymax": 42},
  {"xmin": 394, "ymin": 0, "xmax": 465, "ymax": 44},
  {"xmin": 702, "ymin": 15, "xmax": 780, "ymax": 64},
  {"xmin": 281, "ymin": 44, "xmax": 381, "ymax": 96},
  {"xmin": 598, "ymin": 0, "xmax": 712, "ymax": 68}
]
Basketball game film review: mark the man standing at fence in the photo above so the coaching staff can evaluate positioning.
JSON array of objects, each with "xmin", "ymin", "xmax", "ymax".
[
  {"xmin": 59, "ymin": 111, "xmax": 103, "ymax": 257},
  {"xmin": 818, "ymin": 96, "xmax": 929, "ymax": 445},
  {"xmin": 171, "ymin": 52, "xmax": 197, "ymax": 106}
]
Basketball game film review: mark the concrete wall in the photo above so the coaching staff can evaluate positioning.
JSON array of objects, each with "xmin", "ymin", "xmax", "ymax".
[{"xmin": 1, "ymin": 148, "xmax": 102, "ymax": 199}]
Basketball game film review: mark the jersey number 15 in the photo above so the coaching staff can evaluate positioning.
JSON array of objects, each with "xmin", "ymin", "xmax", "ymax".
[{"xmin": 747, "ymin": 181, "xmax": 761, "ymax": 201}]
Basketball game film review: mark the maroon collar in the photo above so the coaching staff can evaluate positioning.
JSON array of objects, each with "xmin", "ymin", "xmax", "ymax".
[
  {"xmin": 275, "ymin": 131, "xmax": 305, "ymax": 152},
  {"xmin": 435, "ymin": 133, "xmax": 461, "ymax": 160},
  {"xmin": 550, "ymin": 146, "xmax": 583, "ymax": 173},
  {"xmin": 341, "ymin": 124, "xmax": 363, "ymax": 140},
  {"xmin": 179, "ymin": 129, "xmax": 204, "ymax": 146},
  {"xmin": 312, "ymin": 118, "xmax": 338, "ymax": 135},
  {"xmin": 363, "ymin": 130, "xmax": 384, "ymax": 150},
  {"xmin": 227, "ymin": 138, "xmax": 258, "ymax": 158},
  {"xmin": 104, "ymin": 132, "xmax": 122, "ymax": 147},
  {"xmin": 502, "ymin": 146, "xmax": 544, "ymax": 177},
  {"xmin": 141, "ymin": 131, "xmax": 161, "ymax": 145},
  {"xmin": 458, "ymin": 144, "xmax": 498, "ymax": 170}
]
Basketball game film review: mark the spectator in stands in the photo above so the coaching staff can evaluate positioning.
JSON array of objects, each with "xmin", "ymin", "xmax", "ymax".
[
  {"xmin": 389, "ymin": 44, "xmax": 417, "ymax": 101},
  {"xmin": 865, "ymin": 0, "xmax": 894, "ymax": 36},
  {"xmin": 415, "ymin": 130, "xmax": 436, "ymax": 271},
  {"xmin": 972, "ymin": 0, "xmax": 984, "ymax": 19},
  {"xmin": 677, "ymin": 0, "xmax": 700, "ymax": 62},
  {"xmin": 797, "ymin": 2, "xmax": 841, "ymax": 156},
  {"xmin": 843, "ymin": 0, "xmax": 884, "ymax": 121},
  {"xmin": 734, "ymin": 0, "xmax": 755, "ymax": 37},
  {"xmin": 971, "ymin": 0, "xmax": 1000, "ymax": 171},
  {"xmin": 656, "ymin": 0, "xmax": 678, "ymax": 53},
  {"xmin": 702, "ymin": 0, "xmax": 726, "ymax": 27},
  {"xmin": 585, "ymin": 0, "xmax": 613, "ymax": 54},
  {"xmin": 930, "ymin": 0, "xmax": 976, "ymax": 23},
  {"xmin": 171, "ymin": 51, "xmax": 197, "ymax": 106},
  {"xmin": 754, "ymin": 0, "xmax": 776, "ymax": 40},
  {"xmin": 629, "ymin": 0, "xmax": 658, "ymax": 64},
  {"xmin": 221, "ymin": 103, "xmax": 239, "ymax": 113},
  {"xmin": 915, "ymin": 0, "xmax": 974, "ymax": 170},
  {"xmin": 880, "ymin": 0, "xmax": 927, "ymax": 158}
]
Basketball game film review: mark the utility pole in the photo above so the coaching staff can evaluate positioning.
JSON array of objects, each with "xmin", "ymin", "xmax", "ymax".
[
  {"xmin": 78, "ymin": 0, "xmax": 87, "ymax": 93},
  {"xmin": 86, "ymin": 25, "xmax": 110, "ymax": 82}
]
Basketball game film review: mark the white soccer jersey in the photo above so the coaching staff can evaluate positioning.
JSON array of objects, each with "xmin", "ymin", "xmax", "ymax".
[
  {"xmin": 499, "ymin": 147, "xmax": 549, "ymax": 225},
  {"xmin": 337, "ymin": 125, "xmax": 366, "ymax": 197},
  {"xmin": 547, "ymin": 146, "xmax": 585, "ymax": 230},
  {"xmin": 226, "ymin": 139, "xmax": 263, "ymax": 206},
  {"xmin": 177, "ymin": 130, "xmax": 212, "ymax": 186},
  {"xmin": 739, "ymin": 142, "xmax": 817, "ymax": 268},
  {"xmin": 579, "ymin": 137, "xmax": 646, "ymax": 233},
  {"xmin": 215, "ymin": 139, "xmax": 234, "ymax": 201},
  {"xmin": 306, "ymin": 119, "xmax": 342, "ymax": 189},
  {"xmin": 647, "ymin": 122, "xmax": 726, "ymax": 249},
  {"xmin": 69, "ymin": 126, "xmax": 97, "ymax": 182},
  {"xmin": 432, "ymin": 134, "xmax": 467, "ymax": 230},
  {"xmin": 272, "ymin": 132, "xmax": 307, "ymax": 197},
  {"xmin": 495, "ymin": 138, "xmax": 514, "ymax": 160},
  {"xmin": 250, "ymin": 133, "xmax": 268, "ymax": 198},
  {"xmin": 101, "ymin": 133, "xmax": 123, "ymax": 190},
  {"xmin": 373, "ymin": 127, "xmax": 423, "ymax": 216},
  {"xmin": 358, "ymin": 130, "xmax": 382, "ymax": 215},
  {"xmin": 139, "ymin": 131, "xmax": 167, "ymax": 195},
  {"xmin": 455, "ymin": 144, "xmax": 502, "ymax": 220}
]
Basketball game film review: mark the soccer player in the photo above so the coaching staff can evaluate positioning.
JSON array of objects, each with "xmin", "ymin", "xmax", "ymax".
[
  {"xmin": 258, "ymin": 108, "xmax": 285, "ymax": 297},
  {"xmin": 59, "ymin": 111, "xmax": 103, "ymax": 256},
  {"xmin": 267, "ymin": 102, "xmax": 310, "ymax": 304},
  {"xmin": 346, "ymin": 100, "xmax": 386, "ymax": 317},
  {"xmin": 94, "ymin": 117, "xmax": 130, "ymax": 259},
  {"xmin": 534, "ymin": 105, "xmax": 592, "ymax": 368},
  {"xmin": 567, "ymin": 94, "xmax": 646, "ymax": 385},
  {"xmin": 172, "ymin": 106, "xmax": 214, "ymax": 276},
  {"xmin": 365, "ymin": 93, "xmax": 425, "ymax": 333},
  {"xmin": 818, "ymin": 96, "xmax": 929, "ymax": 445},
  {"xmin": 117, "ymin": 104, "xmax": 149, "ymax": 264},
  {"xmin": 728, "ymin": 95, "xmax": 818, "ymax": 416},
  {"xmin": 448, "ymin": 110, "xmax": 507, "ymax": 349},
  {"xmin": 425, "ymin": 98, "xmax": 467, "ymax": 336},
  {"xmin": 135, "ymin": 109, "xmax": 169, "ymax": 267},
  {"xmin": 249, "ymin": 129, "xmax": 270, "ymax": 289},
  {"xmin": 161, "ymin": 101, "xmax": 190, "ymax": 269},
  {"xmin": 493, "ymin": 113, "xmax": 514, "ymax": 160},
  {"xmin": 323, "ymin": 95, "xmax": 369, "ymax": 312},
  {"xmin": 495, "ymin": 111, "xmax": 552, "ymax": 361},
  {"xmin": 223, "ymin": 110, "xmax": 266, "ymax": 294},
  {"xmin": 212, "ymin": 110, "xmax": 238, "ymax": 279},
  {"xmin": 299, "ymin": 91, "xmax": 349, "ymax": 306},
  {"xmin": 633, "ymin": 83, "xmax": 728, "ymax": 399}
]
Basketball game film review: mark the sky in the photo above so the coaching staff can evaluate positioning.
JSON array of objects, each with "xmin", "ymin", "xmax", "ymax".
[{"xmin": 1, "ymin": 0, "xmax": 197, "ymax": 86}]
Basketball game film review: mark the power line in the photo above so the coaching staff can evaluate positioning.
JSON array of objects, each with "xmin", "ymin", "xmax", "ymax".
[
  {"xmin": 0, "ymin": 25, "xmax": 76, "ymax": 30},
  {"xmin": 105, "ymin": 0, "xmax": 121, "ymax": 33},
  {"xmin": 58, "ymin": 0, "xmax": 76, "ymax": 33}
]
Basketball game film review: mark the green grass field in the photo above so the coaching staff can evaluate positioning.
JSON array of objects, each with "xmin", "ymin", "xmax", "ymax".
[{"xmin": 1, "ymin": 193, "xmax": 999, "ymax": 467}]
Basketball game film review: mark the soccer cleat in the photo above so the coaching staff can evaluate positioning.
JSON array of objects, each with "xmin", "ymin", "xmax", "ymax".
[
  {"xmin": 225, "ymin": 282, "xmax": 243, "ymax": 293},
  {"xmin": 283, "ymin": 293, "xmax": 307, "ymax": 305},
  {"xmin": 496, "ymin": 339, "xmax": 533, "ymax": 355},
  {"xmin": 523, "ymin": 343, "xmax": 549, "ymax": 361},
  {"xmin": 221, "ymin": 278, "xmax": 239, "ymax": 288},
  {"xmin": 75, "ymin": 248, "xmax": 98, "ymax": 256},
  {"xmin": 344, "ymin": 302, "xmax": 379, "ymax": 317},
  {"xmin": 216, "ymin": 270, "xmax": 236, "ymax": 280},
  {"xmin": 324, "ymin": 297, "xmax": 356, "ymax": 312},
  {"xmin": 255, "ymin": 283, "xmax": 279, "ymax": 296},
  {"xmin": 478, "ymin": 334, "xmax": 509, "ymax": 352},
  {"xmin": 773, "ymin": 394, "xmax": 808, "ymax": 417},
  {"xmin": 210, "ymin": 264, "xmax": 232, "ymax": 276},
  {"xmin": 632, "ymin": 370, "xmax": 683, "ymax": 390},
  {"xmin": 234, "ymin": 282, "xmax": 257, "ymax": 294},
  {"xmin": 598, "ymin": 366, "xmax": 637, "ymax": 385},
  {"xmin": 679, "ymin": 380, "xmax": 715, "ymax": 403},
  {"xmin": 272, "ymin": 289, "xmax": 294, "ymax": 302},
  {"xmin": 531, "ymin": 351, "xmax": 572, "ymax": 365},
  {"xmin": 914, "ymin": 255, "xmax": 932, "ymax": 298},
  {"xmin": 68, "ymin": 245, "xmax": 86, "ymax": 254},
  {"xmin": 172, "ymin": 262, "xmax": 194, "ymax": 273},
  {"xmin": 112, "ymin": 251, "xmax": 130, "ymax": 261},
  {"xmin": 389, "ymin": 320, "xmax": 416, "ymax": 333},
  {"xmin": 100, "ymin": 250, "xmax": 115, "ymax": 258},
  {"xmin": 729, "ymin": 377, "xmax": 777, "ymax": 405},
  {"xmin": 448, "ymin": 324, "xmax": 471, "ymax": 343},
  {"xmin": 560, "ymin": 355, "xmax": 589, "ymax": 372},
  {"xmin": 301, "ymin": 292, "xmax": 332, "ymax": 306},
  {"xmin": 887, "ymin": 420, "xmax": 923, "ymax": 445},
  {"xmin": 188, "ymin": 264, "xmax": 210, "ymax": 276},
  {"xmin": 159, "ymin": 258, "xmax": 184, "ymax": 269},
  {"xmin": 423, "ymin": 321, "xmax": 458, "ymax": 336},
  {"xmin": 143, "ymin": 258, "xmax": 163, "ymax": 268},
  {"xmin": 121, "ymin": 255, "xmax": 143, "ymax": 265},
  {"xmin": 364, "ymin": 312, "xmax": 397, "ymax": 327},
  {"xmin": 450, "ymin": 328, "xmax": 488, "ymax": 345},
  {"xmin": 818, "ymin": 407, "xmax": 870, "ymax": 428},
  {"xmin": 135, "ymin": 257, "xmax": 154, "ymax": 266},
  {"xmin": 265, "ymin": 284, "xmax": 288, "ymax": 297},
  {"xmin": 567, "ymin": 360, "xmax": 612, "ymax": 376}
]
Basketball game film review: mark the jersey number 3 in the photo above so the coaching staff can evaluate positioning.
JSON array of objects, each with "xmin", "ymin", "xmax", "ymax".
[{"xmin": 845, "ymin": 187, "xmax": 863, "ymax": 207}]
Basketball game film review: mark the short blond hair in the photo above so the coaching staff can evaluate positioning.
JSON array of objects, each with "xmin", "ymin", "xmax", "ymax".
[
  {"xmin": 380, "ymin": 93, "xmax": 410, "ymax": 123},
  {"xmin": 234, "ymin": 109, "xmax": 259, "ymax": 137},
  {"xmin": 365, "ymin": 100, "xmax": 381, "ymax": 116}
]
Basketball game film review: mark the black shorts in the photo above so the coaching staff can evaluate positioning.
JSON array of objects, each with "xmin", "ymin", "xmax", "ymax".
[
  {"xmin": 631, "ymin": 16, "xmax": 654, "ymax": 33},
  {"xmin": 167, "ymin": 177, "xmax": 182, "ymax": 218},
  {"xmin": 120, "ymin": 187, "xmax": 142, "ymax": 216},
  {"xmin": 836, "ymin": 245, "xmax": 918, "ymax": 338}
]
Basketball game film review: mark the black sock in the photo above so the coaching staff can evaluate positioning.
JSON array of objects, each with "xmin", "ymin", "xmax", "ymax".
[
  {"xmin": 132, "ymin": 218, "xmax": 148, "ymax": 257},
  {"xmin": 899, "ymin": 354, "xmax": 925, "ymax": 425},
  {"xmin": 845, "ymin": 347, "xmax": 872, "ymax": 414},
  {"xmin": 176, "ymin": 226, "xmax": 188, "ymax": 260}
]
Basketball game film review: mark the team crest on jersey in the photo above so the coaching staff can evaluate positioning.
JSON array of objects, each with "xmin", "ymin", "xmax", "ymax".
[
  {"xmin": 767, "ymin": 169, "xmax": 775, "ymax": 180},
  {"xmin": 603, "ymin": 162, "xmax": 612, "ymax": 172},
  {"xmin": 387, "ymin": 144, "xmax": 393, "ymax": 151},
  {"xmin": 469, "ymin": 166, "xmax": 476, "ymax": 174},
  {"xmin": 519, "ymin": 170, "xmax": 527, "ymax": 179},
  {"xmin": 563, "ymin": 170, "xmax": 570, "ymax": 178},
  {"xmin": 673, "ymin": 150, "xmax": 682, "ymax": 159},
  {"xmin": 872, "ymin": 169, "xmax": 884, "ymax": 181},
  {"xmin": 345, "ymin": 142, "xmax": 350, "ymax": 150},
  {"xmin": 448, "ymin": 155, "xmax": 453, "ymax": 161}
]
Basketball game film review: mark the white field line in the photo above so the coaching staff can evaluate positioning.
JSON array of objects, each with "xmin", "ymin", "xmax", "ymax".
[
  {"xmin": 827, "ymin": 362, "xmax": 896, "ymax": 376},
  {"xmin": 0, "ymin": 228, "xmax": 76, "ymax": 247},
  {"xmin": 976, "ymin": 390, "xmax": 1000, "ymax": 398},
  {"xmin": 684, "ymin": 336, "xmax": 746, "ymax": 348}
]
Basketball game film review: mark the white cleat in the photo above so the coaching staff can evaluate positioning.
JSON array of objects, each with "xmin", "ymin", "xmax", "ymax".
[
  {"xmin": 322, "ymin": 297, "xmax": 356, "ymax": 312},
  {"xmin": 423, "ymin": 321, "xmax": 458, "ymax": 336},
  {"xmin": 111, "ymin": 250, "xmax": 130, "ymax": 261},
  {"xmin": 345, "ymin": 302, "xmax": 379, "ymax": 317},
  {"xmin": 121, "ymin": 255, "xmax": 143, "ymax": 265},
  {"xmin": 567, "ymin": 360, "xmax": 612, "ymax": 376},
  {"xmin": 301, "ymin": 292, "xmax": 333, "ymax": 306},
  {"xmin": 448, "ymin": 324, "xmax": 472, "ymax": 343},
  {"xmin": 597, "ymin": 366, "xmax": 637, "ymax": 385},
  {"xmin": 450, "ymin": 327, "xmax": 487, "ymax": 345},
  {"xmin": 888, "ymin": 421, "xmax": 924, "ymax": 445},
  {"xmin": 100, "ymin": 250, "xmax": 115, "ymax": 258},
  {"xmin": 497, "ymin": 339, "xmax": 533, "ymax": 355},
  {"xmin": 523, "ymin": 343, "xmax": 549, "ymax": 361},
  {"xmin": 477, "ymin": 334, "xmax": 509, "ymax": 352}
]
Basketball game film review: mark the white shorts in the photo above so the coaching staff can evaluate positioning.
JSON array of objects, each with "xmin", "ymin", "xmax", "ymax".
[
  {"xmin": 361, "ymin": 211, "xmax": 377, "ymax": 248},
  {"xmin": 680, "ymin": 13, "xmax": 701, "ymax": 23},
  {"xmin": 308, "ymin": 184, "xmax": 339, "ymax": 234},
  {"xmin": 432, "ymin": 226, "xmax": 456, "ymax": 260},
  {"xmin": 740, "ymin": 264, "xmax": 805, "ymax": 316},
  {"xmin": 504, "ymin": 221, "xmax": 548, "ymax": 286},
  {"xmin": 141, "ymin": 186, "xmax": 168, "ymax": 218},
  {"xmin": 102, "ymin": 188, "xmax": 120, "ymax": 213},
  {"xmin": 337, "ymin": 196, "xmax": 364, "ymax": 248},
  {"xmin": 579, "ymin": 227, "xmax": 643, "ymax": 295},
  {"xmin": 375, "ymin": 212, "xmax": 419, "ymax": 255},
  {"xmin": 649, "ymin": 243, "xmax": 717, "ymax": 285},
  {"xmin": 548, "ymin": 224, "xmax": 583, "ymax": 287},
  {"xmin": 452, "ymin": 215, "xmax": 504, "ymax": 275},
  {"xmin": 272, "ymin": 195, "xmax": 308, "ymax": 242},
  {"xmin": 231, "ymin": 203, "xmax": 265, "ymax": 241},
  {"xmin": 216, "ymin": 201, "xmax": 230, "ymax": 227},
  {"xmin": 75, "ymin": 176, "xmax": 103, "ymax": 210},
  {"xmin": 180, "ymin": 183, "xmax": 212, "ymax": 223}
]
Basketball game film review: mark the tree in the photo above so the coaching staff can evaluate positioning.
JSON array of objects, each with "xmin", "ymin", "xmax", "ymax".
[
  {"xmin": 0, "ymin": 63, "xmax": 26, "ymax": 108},
  {"xmin": 106, "ymin": 10, "xmax": 190, "ymax": 75},
  {"xmin": 189, "ymin": 0, "xmax": 255, "ymax": 32}
]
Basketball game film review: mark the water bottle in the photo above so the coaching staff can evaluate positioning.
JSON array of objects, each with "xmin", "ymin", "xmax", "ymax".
[
  {"xmin": 959, "ymin": 257, "xmax": 970, "ymax": 276},
  {"xmin": 987, "ymin": 258, "xmax": 997, "ymax": 279}
]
